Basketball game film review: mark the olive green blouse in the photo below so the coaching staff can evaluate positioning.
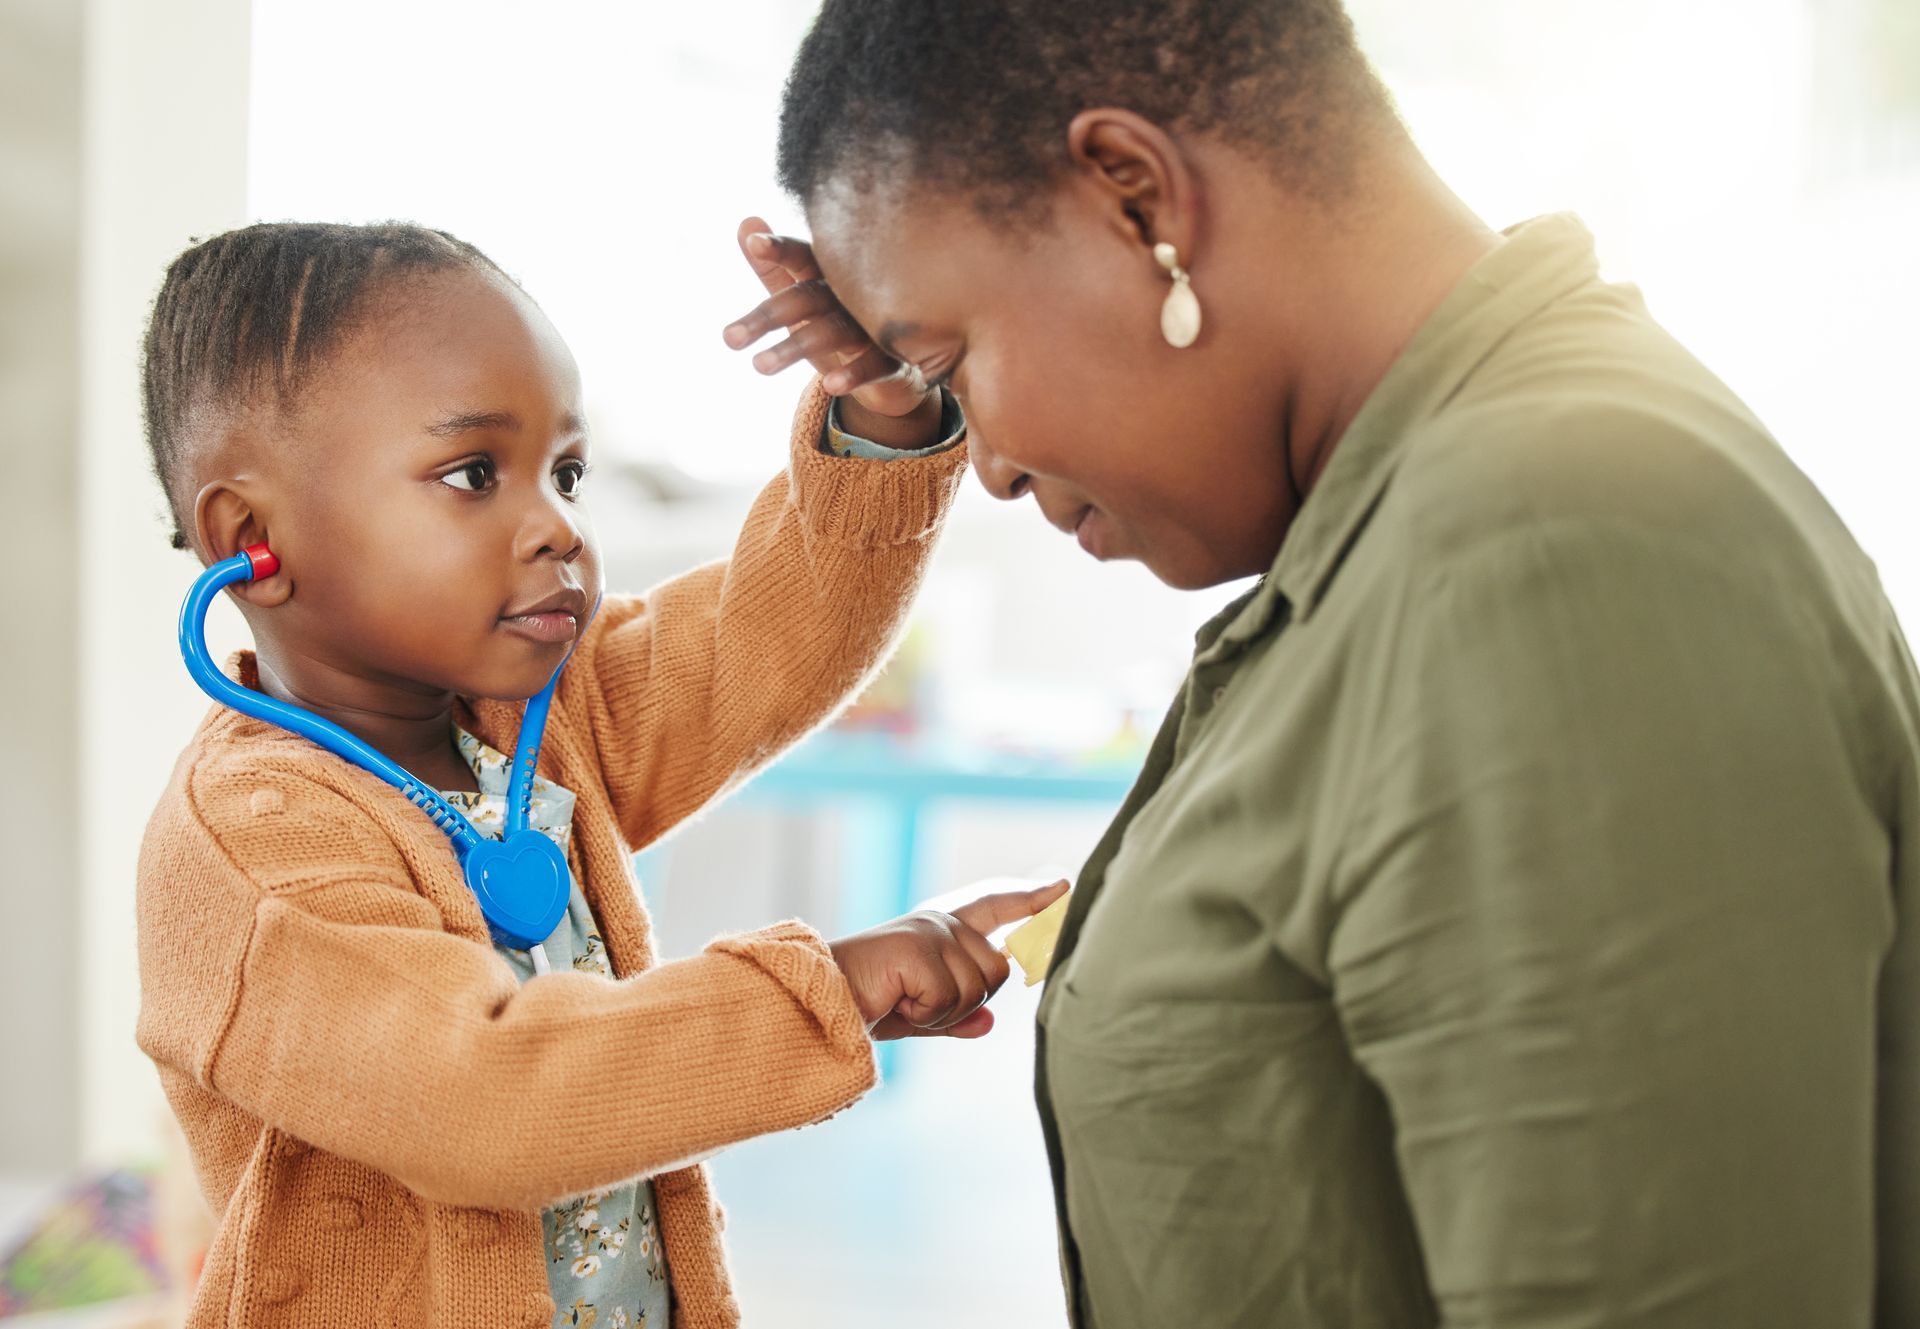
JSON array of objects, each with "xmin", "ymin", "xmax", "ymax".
[{"xmin": 1035, "ymin": 214, "xmax": 1920, "ymax": 1328}]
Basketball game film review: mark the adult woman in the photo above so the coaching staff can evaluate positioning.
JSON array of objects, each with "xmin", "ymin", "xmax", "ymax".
[{"xmin": 726, "ymin": 2, "xmax": 1919, "ymax": 1324}]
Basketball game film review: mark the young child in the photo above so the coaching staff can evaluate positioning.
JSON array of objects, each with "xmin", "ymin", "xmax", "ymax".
[{"xmin": 133, "ymin": 218, "xmax": 1065, "ymax": 1329}]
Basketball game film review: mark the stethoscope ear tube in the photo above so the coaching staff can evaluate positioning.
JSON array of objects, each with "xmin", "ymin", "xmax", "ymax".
[{"xmin": 177, "ymin": 545, "xmax": 580, "ymax": 951}]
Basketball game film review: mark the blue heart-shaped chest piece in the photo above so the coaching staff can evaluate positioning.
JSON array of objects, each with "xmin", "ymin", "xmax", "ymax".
[{"xmin": 463, "ymin": 830, "xmax": 571, "ymax": 950}]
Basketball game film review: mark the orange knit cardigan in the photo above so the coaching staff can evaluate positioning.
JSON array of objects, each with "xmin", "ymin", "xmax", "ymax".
[{"xmin": 135, "ymin": 383, "xmax": 967, "ymax": 1328}]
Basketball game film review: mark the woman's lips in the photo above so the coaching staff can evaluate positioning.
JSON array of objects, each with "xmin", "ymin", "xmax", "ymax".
[
  {"xmin": 498, "ymin": 611, "xmax": 580, "ymax": 643},
  {"xmin": 1074, "ymin": 506, "xmax": 1105, "ymax": 559}
]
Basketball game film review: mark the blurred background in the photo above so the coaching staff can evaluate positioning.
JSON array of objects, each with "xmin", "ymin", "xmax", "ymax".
[{"xmin": 1, "ymin": 0, "xmax": 1916, "ymax": 1323}]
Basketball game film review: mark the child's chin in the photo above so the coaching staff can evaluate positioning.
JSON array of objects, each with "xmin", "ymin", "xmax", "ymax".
[{"xmin": 459, "ymin": 660, "xmax": 566, "ymax": 704}]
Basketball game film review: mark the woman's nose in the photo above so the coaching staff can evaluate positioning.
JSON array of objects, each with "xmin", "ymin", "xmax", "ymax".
[{"xmin": 969, "ymin": 434, "xmax": 1032, "ymax": 502}]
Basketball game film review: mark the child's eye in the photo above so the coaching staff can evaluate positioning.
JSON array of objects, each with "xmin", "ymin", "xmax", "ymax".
[
  {"xmin": 554, "ymin": 461, "xmax": 591, "ymax": 498},
  {"xmin": 440, "ymin": 459, "xmax": 496, "ymax": 493}
]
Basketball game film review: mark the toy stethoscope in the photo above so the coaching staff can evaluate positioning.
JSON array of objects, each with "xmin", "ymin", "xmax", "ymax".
[{"xmin": 180, "ymin": 543, "xmax": 580, "ymax": 967}]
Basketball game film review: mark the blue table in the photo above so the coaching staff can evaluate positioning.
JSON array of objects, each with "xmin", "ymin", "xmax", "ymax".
[{"xmin": 739, "ymin": 730, "xmax": 1142, "ymax": 925}]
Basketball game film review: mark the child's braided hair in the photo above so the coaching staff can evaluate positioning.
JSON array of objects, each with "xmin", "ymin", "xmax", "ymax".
[{"xmin": 141, "ymin": 220, "xmax": 507, "ymax": 549}]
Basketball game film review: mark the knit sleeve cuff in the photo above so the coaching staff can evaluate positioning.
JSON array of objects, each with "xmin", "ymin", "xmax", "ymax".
[
  {"xmin": 824, "ymin": 387, "xmax": 966, "ymax": 460},
  {"xmin": 786, "ymin": 377, "xmax": 970, "ymax": 550},
  {"xmin": 704, "ymin": 919, "xmax": 877, "ymax": 1074}
]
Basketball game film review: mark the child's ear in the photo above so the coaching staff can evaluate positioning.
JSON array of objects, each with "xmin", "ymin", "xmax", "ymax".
[{"xmin": 193, "ymin": 480, "xmax": 292, "ymax": 608}]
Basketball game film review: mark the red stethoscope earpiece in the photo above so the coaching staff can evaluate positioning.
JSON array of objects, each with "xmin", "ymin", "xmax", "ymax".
[{"xmin": 243, "ymin": 543, "xmax": 279, "ymax": 580}]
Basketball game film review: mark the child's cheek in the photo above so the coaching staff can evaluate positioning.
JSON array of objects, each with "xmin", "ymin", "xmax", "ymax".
[{"xmin": 576, "ymin": 523, "xmax": 606, "ymax": 599}]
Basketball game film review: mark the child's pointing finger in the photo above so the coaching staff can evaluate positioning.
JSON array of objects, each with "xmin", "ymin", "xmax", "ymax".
[{"xmin": 950, "ymin": 879, "xmax": 1072, "ymax": 936}]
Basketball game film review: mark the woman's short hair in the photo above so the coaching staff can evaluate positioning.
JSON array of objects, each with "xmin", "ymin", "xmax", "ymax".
[{"xmin": 776, "ymin": 0, "xmax": 1396, "ymax": 220}]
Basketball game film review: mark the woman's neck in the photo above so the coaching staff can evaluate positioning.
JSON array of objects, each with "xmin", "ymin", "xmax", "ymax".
[{"xmin": 1270, "ymin": 151, "xmax": 1501, "ymax": 508}]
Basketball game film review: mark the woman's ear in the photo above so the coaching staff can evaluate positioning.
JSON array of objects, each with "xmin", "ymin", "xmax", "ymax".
[
  {"xmin": 193, "ymin": 480, "xmax": 291, "ymax": 608},
  {"xmin": 1064, "ymin": 107, "xmax": 1201, "ymax": 263}
]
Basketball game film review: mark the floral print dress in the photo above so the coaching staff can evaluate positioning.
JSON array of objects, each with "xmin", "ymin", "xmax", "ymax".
[{"xmin": 442, "ymin": 727, "xmax": 672, "ymax": 1329}]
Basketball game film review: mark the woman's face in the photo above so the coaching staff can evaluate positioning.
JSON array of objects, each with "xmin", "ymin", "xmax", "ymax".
[{"xmin": 808, "ymin": 177, "xmax": 1297, "ymax": 591}]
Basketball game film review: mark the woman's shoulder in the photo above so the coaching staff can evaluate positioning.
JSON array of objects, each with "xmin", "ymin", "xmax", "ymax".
[{"xmin": 1382, "ymin": 382, "xmax": 1859, "ymax": 597}]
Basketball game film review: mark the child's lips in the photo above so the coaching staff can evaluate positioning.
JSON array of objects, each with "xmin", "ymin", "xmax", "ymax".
[
  {"xmin": 500, "ymin": 586, "xmax": 589, "ymax": 643},
  {"xmin": 498, "ymin": 610, "xmax": 580, "ymax": 644}
]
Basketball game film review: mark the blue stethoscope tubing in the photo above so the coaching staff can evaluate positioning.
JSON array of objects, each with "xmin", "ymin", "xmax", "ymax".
[{"xmin": 178, "ymin": 544, "xmax": 579, "ymax": 953}]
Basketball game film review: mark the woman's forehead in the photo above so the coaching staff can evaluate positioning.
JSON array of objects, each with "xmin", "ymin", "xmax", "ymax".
[{"xmin": 809, "ymin": 183, "xmax": 1030, "ymax": 334}]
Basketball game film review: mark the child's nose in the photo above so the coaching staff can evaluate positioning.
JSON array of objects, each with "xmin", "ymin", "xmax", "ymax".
[{"xmin": 517, "ymin": 491, "xmax": 586, "ymax": 563}]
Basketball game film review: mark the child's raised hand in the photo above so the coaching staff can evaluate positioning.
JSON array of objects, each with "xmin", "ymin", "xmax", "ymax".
[
  {"xmin": 829, "ymin": 880, "xmax": 1072, "ymax": 1041},
  {"xmin": 722, "ymin": 215, "xmax": 938, "ymax": 431}
]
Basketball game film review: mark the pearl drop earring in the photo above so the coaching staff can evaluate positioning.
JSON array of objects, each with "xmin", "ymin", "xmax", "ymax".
[{"xmin": 1153, "ymin": 241, "xmax": 1202, "ymax": 349}]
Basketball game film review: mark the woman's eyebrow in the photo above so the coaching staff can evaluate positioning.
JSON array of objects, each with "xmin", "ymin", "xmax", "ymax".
[
  {"xmin": 425, "ymin": 409, "xmax": 586, "ymax": 438},
  {"xmin": 875, "ymin": 320, "xmax": 921, "ymax": 358}
]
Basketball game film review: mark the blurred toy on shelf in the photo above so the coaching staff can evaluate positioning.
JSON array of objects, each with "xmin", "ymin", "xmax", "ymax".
[
  {"xmin": 0, "ymin": 1115, "xmax": 211, "ymax": 1327},
  {"xmin": 0, "ymin": 1168, "xmax": 163, "ymax": 1318}
]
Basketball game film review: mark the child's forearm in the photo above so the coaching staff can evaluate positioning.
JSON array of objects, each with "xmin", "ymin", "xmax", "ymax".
[
  {"xmin": 207, "ymin": 903, "xmax": 874, "ymax": 1212},
  {"xmin": 836, "ymin": 389, "xmax": 945, "ymax": 449},
  {"xmin": 141, "ymin": 763, "xmax": 880, "ymax": 1214},
  {"xmin": 568, "ymin": 379, "xmax": 965, "ymax": 849}
]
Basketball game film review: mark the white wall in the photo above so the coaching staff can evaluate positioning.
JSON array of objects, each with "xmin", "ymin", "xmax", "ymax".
[
  {"xmin": 1348, "ymin": 0, "xmax": 1920, "ymax": 621},
  {"xmin": 0, "ymin": 0, "xmax": 84, "ymax": 1175},
  {"xmin": 76, "ymin": 0, "xmax": 253, "ymax": 1166}
]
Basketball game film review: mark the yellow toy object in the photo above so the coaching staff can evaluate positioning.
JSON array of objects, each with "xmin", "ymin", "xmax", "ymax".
[{"xmin": 1004, "ymin": 890, "xmax": 1073, "ymax": 986}]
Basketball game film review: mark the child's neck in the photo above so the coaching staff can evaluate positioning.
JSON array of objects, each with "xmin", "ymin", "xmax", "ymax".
[{"xmin": 253, "ymin": 652, "xmax": 481, "ymax": 794}]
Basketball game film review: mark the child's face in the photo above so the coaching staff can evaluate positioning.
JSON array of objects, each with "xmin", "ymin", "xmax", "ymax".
[{"xmin": 257, "ymin": 267, "xmax": 601, "ymax": 702}]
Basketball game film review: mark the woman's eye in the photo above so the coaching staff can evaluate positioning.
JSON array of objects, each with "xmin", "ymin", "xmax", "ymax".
[
  {"xmin": 440, "ymin": 459, "xmax": 495, "ymax": 492},
  {"xmin": 554, "ymin": 461, "xmax": 590, "ymax": 497}
]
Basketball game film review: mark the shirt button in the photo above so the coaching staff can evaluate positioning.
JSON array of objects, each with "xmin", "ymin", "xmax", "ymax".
[
  {"xmin": 255, "ymin": 1264, "xmax": 303, "ymax": 1305},
  {"xmin": 320, "ymin": 1195, "xmax": 363, "ymax": 1231},
  {"xmin": 451, "ymin": 1208, "xmax": 508, "ymax": 1245},
  {"xmin": 1212, "ymin": 685, "xmax": 1229, "ymax": 705}
]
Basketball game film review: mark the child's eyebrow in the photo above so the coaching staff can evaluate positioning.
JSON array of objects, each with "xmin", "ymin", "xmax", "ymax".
[{"xmin": 425, "ymin": 409, "xmax": 586, "ymax": 439}]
